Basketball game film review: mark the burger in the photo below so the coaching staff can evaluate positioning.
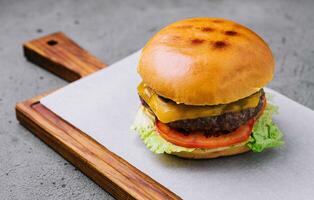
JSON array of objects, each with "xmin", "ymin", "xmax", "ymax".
[{"xmin": 132, "ymin": 17, "xmax": 283, "ymax": 159}]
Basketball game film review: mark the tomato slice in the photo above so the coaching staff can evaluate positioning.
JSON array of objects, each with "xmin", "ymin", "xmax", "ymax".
[{"xmin": 156, "ymin": 118, "xmax": 255, "ymax": 149}]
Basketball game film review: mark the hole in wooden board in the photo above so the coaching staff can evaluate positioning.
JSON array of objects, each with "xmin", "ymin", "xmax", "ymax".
[{"xmin": 47, "ymin": 40, "xmax": 58, "ymax": 46}]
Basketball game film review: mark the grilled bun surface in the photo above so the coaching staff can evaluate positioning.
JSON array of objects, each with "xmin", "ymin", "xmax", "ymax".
[{"xmin": 138, "ymin": 17, "xmax": 274, "ymax": 105}]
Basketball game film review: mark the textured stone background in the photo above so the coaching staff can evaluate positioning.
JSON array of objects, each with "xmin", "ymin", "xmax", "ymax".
[{"xmin": 0, "ymin": 0, "xmax": 313, "ymax": 199}]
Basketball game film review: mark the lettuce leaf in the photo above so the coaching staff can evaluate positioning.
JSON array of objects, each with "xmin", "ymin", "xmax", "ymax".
[
  {"xmin": 132, "ymin": 102, "xmax": 283, "ymax": 154},
  {"xmin": 131, "ymin": 106, "xmax": 195, "ymax": 154},
  {"xmin": 247, "ymin": 103, "xmax": 284, "ymax": 152}
]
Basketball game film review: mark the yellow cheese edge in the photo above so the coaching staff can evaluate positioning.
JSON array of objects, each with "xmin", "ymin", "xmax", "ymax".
[{"xmin": 138, "ymin": 82, "xmax": 261, "ymax": 123}]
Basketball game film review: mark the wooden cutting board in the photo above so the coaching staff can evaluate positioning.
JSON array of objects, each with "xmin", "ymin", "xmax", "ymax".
[{"xmin": 16, "ymin": 32, "xmax": 180, "ymax": 200}]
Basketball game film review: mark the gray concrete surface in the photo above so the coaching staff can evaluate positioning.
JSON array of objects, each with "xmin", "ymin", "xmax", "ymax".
[{"xmin": 0, "ymin": 0, "xmax": 314, "ymax": 199}]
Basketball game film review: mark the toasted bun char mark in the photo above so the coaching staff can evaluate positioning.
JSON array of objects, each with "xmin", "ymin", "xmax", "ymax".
[
  {"xmin": 138, "ymin": 17, "xmax": 275, "ymax": 105},
  {"xmin": 191, "ymin": 38, "xmax": 205, "ymax": 45},
  {"xmin": 201, "ymin": 27, "xmax": 214, "ymax": 32},
  {"xmin": 213, "ymin": 41, "xmax": 228, "ymax": 49},
  {"xmin": 225, "ymin": 30, "xmax": 237, "ymax": 36}
]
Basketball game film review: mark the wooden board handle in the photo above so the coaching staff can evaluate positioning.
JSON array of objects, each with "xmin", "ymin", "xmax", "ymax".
[{"xmin": 23, "ymin": 32, "xmax": 107, "ymax": 82}]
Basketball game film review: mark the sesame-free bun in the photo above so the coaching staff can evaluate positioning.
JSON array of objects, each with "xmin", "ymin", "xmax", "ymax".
[
  {"xmin": 172, "ymin": 142, "xmax": 250, "ymax": 159},
  {"xmin": 138, "ymin": 17, "xmax": 274, "ymax": 105}
]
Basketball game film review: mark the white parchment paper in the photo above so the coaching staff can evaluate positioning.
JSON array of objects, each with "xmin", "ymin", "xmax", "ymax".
[{"xmin": 41, "ymin": 51, "xmax": 314, "ymax": 200}]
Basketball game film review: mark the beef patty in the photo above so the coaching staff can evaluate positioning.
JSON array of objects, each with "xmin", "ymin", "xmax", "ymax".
[{"xmin": 140, "ymin": 90, "xmax": 265, "ymax": 135}]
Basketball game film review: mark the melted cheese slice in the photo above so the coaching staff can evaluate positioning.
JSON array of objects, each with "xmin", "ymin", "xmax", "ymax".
[{"xmin": 138, "ymin": 83, "xmax": 261, "ymax": 123}]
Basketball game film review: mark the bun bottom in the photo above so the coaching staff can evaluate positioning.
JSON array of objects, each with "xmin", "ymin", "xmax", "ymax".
[{"xmin": 171, "ymin": 144, "xmax": 250, "ymax": 159}]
